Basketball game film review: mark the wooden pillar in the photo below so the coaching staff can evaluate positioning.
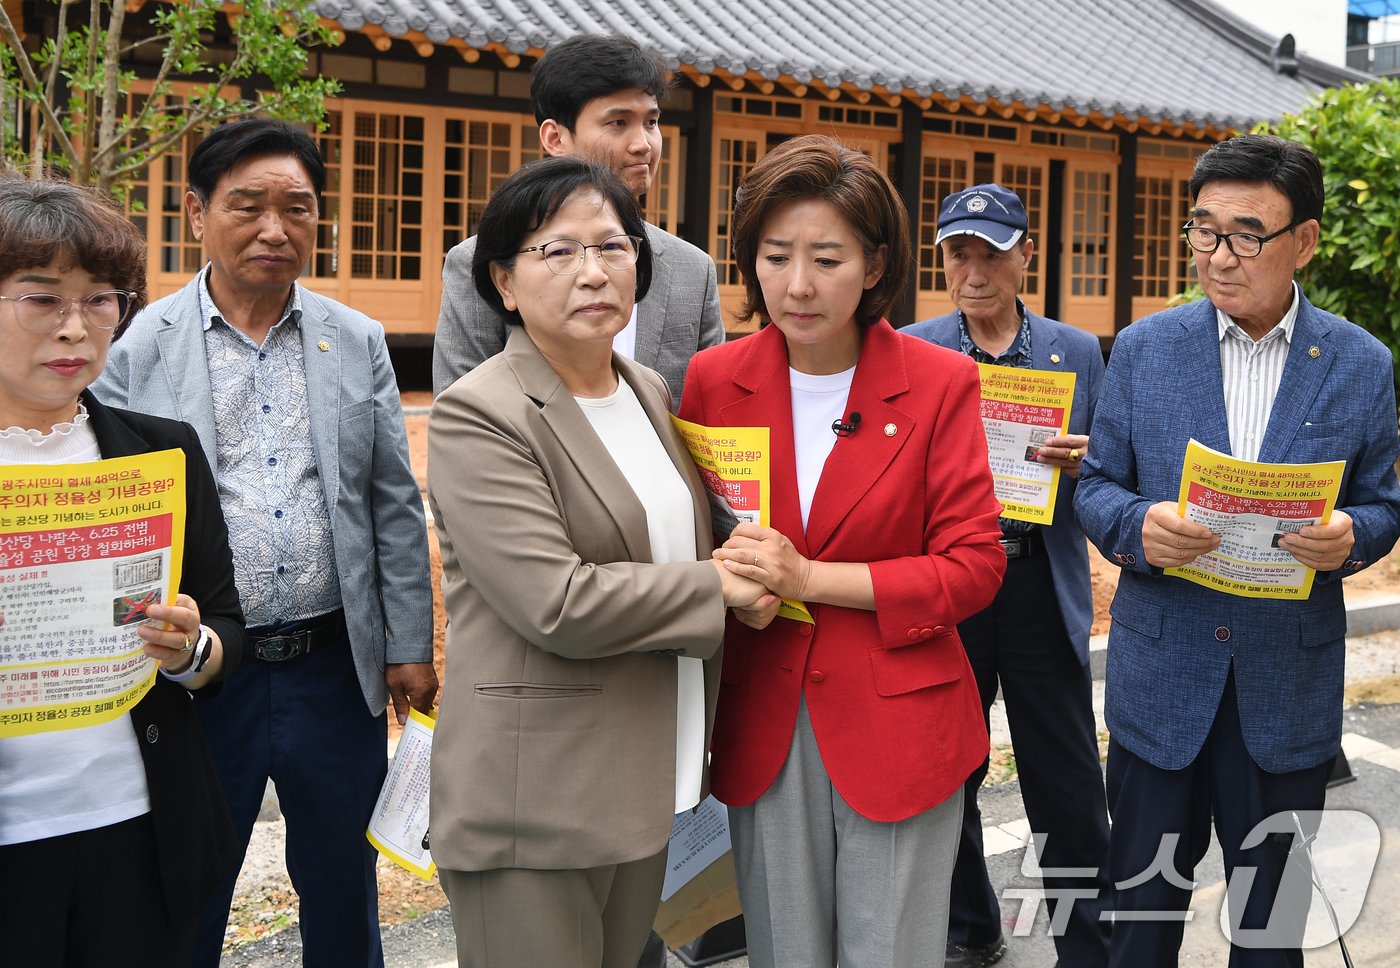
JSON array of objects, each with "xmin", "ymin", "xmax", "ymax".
[
  {"xmin": 1045, "ymin": 159, "xmax": 1065, "ymax": 321},
  {"xmin": 1113, "ymin": 132, "xmax": 1139, "ymax": 337},
  {"xmin": 895, "ymin": 101, "xmax": 922, "ymax": 326},
  {"xmin": 684, "ymin": 83, "xmax": 714, "ymax": 258}
]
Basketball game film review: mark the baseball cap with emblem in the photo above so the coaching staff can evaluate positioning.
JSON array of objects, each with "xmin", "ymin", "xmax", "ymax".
[{"xmin": 935, "ymin": 183, "xmax": 1028, "ymax": 251}]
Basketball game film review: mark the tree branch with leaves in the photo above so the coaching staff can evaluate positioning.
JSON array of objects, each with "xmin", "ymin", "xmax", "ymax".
[{"xmin": 0, "ymin": 0, "xmax": 342, "ymax": 195}]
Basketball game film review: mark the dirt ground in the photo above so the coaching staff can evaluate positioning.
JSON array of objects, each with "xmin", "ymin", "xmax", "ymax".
[{"xmin": 226, "ymin": 397, "xmax": 1400, "ymax": 949}]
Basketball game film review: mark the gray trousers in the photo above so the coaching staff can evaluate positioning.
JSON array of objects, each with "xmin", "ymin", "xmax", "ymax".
[
  {"xmin": 730, "ymin": 700, "xmax": 963, "ymax": 968},
  {"xmin": 440, "ymin": 847, "xmax": 668, "ymax": 968}
]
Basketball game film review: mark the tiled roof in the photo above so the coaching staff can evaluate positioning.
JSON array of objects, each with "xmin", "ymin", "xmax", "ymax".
[{"xmin": 313, "ymin": 0, "xmax": 1369, "ymax": 133}]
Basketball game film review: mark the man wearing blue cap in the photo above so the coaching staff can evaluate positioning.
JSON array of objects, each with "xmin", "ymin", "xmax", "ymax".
[{"xmin": 904, "ymin": 185, "xmax": 1111, "ymax": 968}]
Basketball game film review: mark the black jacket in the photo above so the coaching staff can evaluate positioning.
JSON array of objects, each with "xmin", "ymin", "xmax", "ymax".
[{"xmin": 83, "ymin": 389, "xmax": 248, "ymax": 924}]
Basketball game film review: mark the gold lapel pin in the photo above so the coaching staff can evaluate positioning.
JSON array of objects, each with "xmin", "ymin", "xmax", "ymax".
[
  {"xmin": 318, "ymin": 340, "xmax": 330, "ymax": 352},
  {"xmin": 884, "ymin": 423, "xmax": 897, "ymax": 437},
  {"xmin": 1050, "ymin": 353, "xmax": 1061, "ymax": 364},
  {"xmin": 1308, "ymin": 345, "xmax": 1320, "ymax": 359}
]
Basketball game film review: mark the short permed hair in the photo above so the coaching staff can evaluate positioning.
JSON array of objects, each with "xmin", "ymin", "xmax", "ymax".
[
  {"xmin": 730, "ymin": 135, "xmax": 912, "ymax": 328},
  {"xmin": 1189, "ymin": 134, "xmax": 1324, "ymax": 226},
  {"xmin": 187, "ymin": 118, "xmax": 326, "ymax": 204},
  {"xmin": 530, "ymin": 34, "xmax": 671, "ymax": 131},
  {"xmin": 471, "ymin": 155, "xmax": 653, "ymax": 326},
  {"xmin": 0, "ymin": 175, "xmax": 148, "ymax": 327}
]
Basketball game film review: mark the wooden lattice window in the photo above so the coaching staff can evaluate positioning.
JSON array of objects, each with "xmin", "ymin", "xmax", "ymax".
[
  {"xmin": 440, "ymin": 116, "xmax": 537, "ymax": 254},
  {"xmin": 1134, "ymin": 173, "xmax": 1193, "ymax": 299},
  {"xmin": 1069, "ymin": 168, "xmax": 1113, "ymax": 298},
  {"xmin": 917, "ymin": 153, "xmax": 970, "ymax": 293},
  {"xmin": 348, "ymin": 111, "xmax": 426, "ymax": 280},
  {"xmin": 644, "ymin": 128, "xmax": 681, "ymax": 233},
  {"xmin": 714, "ymin": 136, "xmax": 760, "ymax": 287},
  {"xmin": 155, "ymin": 127, "xmax": 204, "ymax": 276},
  {"xmin": 998, "ymin": 161, "xmax": 1046, "ymax": 297},
  {"xmin": 310, "ymin": 109, "xmax": 343, "ymax": 279}
]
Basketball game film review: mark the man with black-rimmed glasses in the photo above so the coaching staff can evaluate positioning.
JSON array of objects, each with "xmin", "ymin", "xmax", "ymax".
[{"xmin": 1076, "ymin": 134, "xmax": 1400, "ymax": 966}]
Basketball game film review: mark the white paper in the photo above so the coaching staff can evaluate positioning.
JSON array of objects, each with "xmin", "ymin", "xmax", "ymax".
[
  {"xmin": 660, "ymin": 795, "xmax": 732, "ymax": 901},
  {"xmin": 366, "ymin": 708, "xmax": 435, "ymax": 878}
]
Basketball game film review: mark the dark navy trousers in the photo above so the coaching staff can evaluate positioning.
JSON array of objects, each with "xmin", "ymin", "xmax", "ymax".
[
  {"xmin": 1106, "ymin": 669, "xmax": 1329, "ymax": 968},
  {"xmin": 948, "ymin": 548, "xmax": 1113, "ymax": 966},
  {"xmin": 191, "ymin": 624, "xmax": 387, "ymax": 968}
]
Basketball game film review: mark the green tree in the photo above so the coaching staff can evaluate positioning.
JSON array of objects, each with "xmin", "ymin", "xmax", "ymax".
[
  {"xmin": 1262, "ymin": 78, "xmax": 1400, "ymax": 373},
  {"xmin": 0, "ymin": 0, "xmax": 340, "ymax": 194}
]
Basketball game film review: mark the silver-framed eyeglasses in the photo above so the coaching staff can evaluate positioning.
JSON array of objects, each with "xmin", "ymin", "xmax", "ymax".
[
  {"xmin": 517, "ymin": 235, "xmax": 643, "ymax": 275},
  {"xmin": 0, "ymin": 290, "xmax": 135, "ymax": 332},
  {"xmin": 1182, "ymin": 221, "xmax": 1301, "ymax": 259}
]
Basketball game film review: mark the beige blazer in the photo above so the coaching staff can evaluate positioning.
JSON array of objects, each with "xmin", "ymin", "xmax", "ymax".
[{"xmin": 427, "ymin": 326, "xmax": 726, "ymax": 873}]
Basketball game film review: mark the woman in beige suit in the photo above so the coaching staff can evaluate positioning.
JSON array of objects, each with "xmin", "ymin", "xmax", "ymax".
[{"xmin": 427, "ymin": 156, "xmax": 776, "ymax": 968}]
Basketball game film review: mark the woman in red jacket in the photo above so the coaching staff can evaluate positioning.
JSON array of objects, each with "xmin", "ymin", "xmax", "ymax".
[{"xmin": 678, "ymin": 135, "xmax": 1006, "ymax": 966}]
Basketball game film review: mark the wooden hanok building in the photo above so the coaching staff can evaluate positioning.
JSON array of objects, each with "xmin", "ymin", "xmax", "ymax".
[{"xmin": 21, "ymin": 0, "xmax": 1367, "ymax": 344}]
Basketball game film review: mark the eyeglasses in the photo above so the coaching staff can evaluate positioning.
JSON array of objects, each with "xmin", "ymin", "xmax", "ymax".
[
  {"xmin": 516, "ymin": 235, "xmax": 643, "ymax": 275},
  {"xmin": 0, "ymin": 290, "xmax": 135, "ymax": 332},
  {"xmin": 1182, "ymin": 221, "xmax": 1300, "ymax": 259}
]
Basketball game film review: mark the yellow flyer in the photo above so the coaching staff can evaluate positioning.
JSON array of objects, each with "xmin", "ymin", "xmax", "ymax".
[
  {"xmin": 1166, "ymin": 439, "xmax": 1344, "ymax": 600},
  {"xmin": 367, "ymin": 706, "xmax": 436, "ymax": 880},
  {"xmin": 0, "ymin": 449, "xmax": 186, "ymax": 738},
  {"xmin": 670, "ymin": 417, "xmax": 813, "ymax": 624},
  {"xmin": 975, "ymin": 364, "xmax": 1076, "ymax": 524}
]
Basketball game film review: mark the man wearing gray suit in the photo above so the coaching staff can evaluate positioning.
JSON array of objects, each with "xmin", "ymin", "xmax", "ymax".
[
  {"xmin": 432, "ymin": 34, "xmax": 725, "ymax": 402},
  {"xmin": 94, "ymin": 119, "xmax": 435, "ymax": 968}
]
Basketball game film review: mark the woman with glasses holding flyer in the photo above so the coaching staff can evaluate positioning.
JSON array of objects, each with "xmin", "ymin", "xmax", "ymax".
[
  {"xmin": 676, "ymin": 135, "xmax": 1006, "ymax": 966},
  {"xmin": 0, "ymin": 176, "xmax": 247, "ymax": 967},
  {"xmin": 427, "ymin": 155, "xmax": 776, "ymax": 968}
]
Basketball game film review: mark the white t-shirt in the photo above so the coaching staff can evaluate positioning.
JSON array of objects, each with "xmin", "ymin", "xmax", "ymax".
[
  {"xmin": 576, "ymin": 377, "xmax": 706, "ymax": 813},
  {"xmin": 0, "ymin": 406, "xmax": 151, "ymax": 845},
  {"xmin": 789, "ymin": 366, "xmax": 856, "ymax": 530}
]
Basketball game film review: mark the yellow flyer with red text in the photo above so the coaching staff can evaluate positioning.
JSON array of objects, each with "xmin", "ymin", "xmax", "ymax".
[
  {"xmin": 670, "ymin": 417, "xmax": 812, "ymax": 624},
  {"xmin": 0, "ymin": 450, "xmax": 186, "ymax": 737},
  {"xmin": 1165, "ymin": 439, "xmax": 1344, "ymax": 600},
  {"xmin": 975, "ymin": 364, "xmax": 1075, "ymax": 524}
]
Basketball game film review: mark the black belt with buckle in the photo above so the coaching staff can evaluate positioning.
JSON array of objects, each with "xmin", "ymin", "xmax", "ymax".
[
  {"xmin": 999, "ymin": 533, "xmax": 1040, "ymax": 559},
  {"xmin": 250, "ymin": 610, "xmax": 344, "ymax": 662}
]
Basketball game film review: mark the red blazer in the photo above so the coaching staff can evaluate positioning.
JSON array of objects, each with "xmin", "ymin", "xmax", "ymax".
[{"xmin": 678, "ymin": 320, "xmax": 1005, "ymax": 821}]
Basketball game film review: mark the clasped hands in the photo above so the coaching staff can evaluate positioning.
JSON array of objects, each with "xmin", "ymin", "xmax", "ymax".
[
  {"xmin": 1142, "ymin": 501, "xmax": 1354, "ymax": 571},
  {"xmin": 707, "ymin": 523, "xmax": 811, "ymax": 630}
]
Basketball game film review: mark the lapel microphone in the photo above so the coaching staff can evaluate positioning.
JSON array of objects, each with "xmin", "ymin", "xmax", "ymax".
[{"xmin": 831, "ymin": 412, "xmax": 862, "ymax": 437}]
